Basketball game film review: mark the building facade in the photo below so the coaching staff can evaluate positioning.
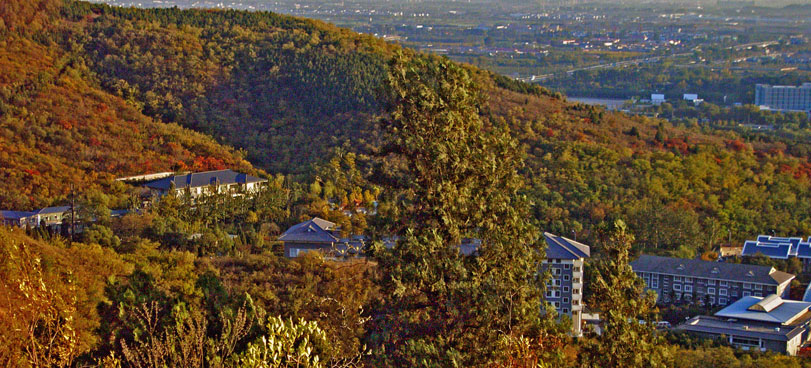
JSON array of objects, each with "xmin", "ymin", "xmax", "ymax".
[
  {"xmin": 631, "ymin": 255, "xmax": 794, "ymax": 307},
  {"xmin": 755, "ymin": 83, "xmax": 811, "ymax": 113},
  {"xmin": 542, "ymin": 232, "xmax": 591, "ymax": 336}
]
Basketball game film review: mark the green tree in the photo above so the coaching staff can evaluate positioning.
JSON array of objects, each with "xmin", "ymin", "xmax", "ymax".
[
  {"xmin": 579, "ymin": 220, "xmax": 669, "ymax": 368},
  {"xmin": 368, "ymin": 52, "xmax": 556, "ymax": 366}
]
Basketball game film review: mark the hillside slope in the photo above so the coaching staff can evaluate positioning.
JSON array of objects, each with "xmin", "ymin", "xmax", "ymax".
[
  {"xmin": 6, "ymin": 1, "xmax": 811, "ymax": 255},
  {"xmin": 0, "ymin": 4, "xmax": 255, "ymax": 210}
]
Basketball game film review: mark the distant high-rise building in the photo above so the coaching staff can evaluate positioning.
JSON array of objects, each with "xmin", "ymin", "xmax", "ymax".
[{"xmin": 755, "ymin": 83, "xmax": 811, "ymax": 113}]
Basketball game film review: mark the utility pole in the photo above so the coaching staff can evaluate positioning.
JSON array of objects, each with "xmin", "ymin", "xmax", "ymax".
[{"xmin": 69, "ymin": 183, "xmax": 76, "ymax": 243}]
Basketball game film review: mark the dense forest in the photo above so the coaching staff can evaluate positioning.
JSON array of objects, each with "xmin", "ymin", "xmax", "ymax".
[{"xmin": 5, "ymin": 0, "xmax": 811, "ymax": 366}]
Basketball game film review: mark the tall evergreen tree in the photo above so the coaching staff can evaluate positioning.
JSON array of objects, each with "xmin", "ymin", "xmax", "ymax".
[
  {"xmin": 579, "ymin": 220, "xmax": 670, "ymax": 368},
  {"xmin": 367, "ymin": 51, "xmax": 560, "ymax": 366}
]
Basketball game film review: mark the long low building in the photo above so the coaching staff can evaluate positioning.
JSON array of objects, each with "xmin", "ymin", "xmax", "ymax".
[
  {"xmin": 742, "ymin": 235, "xmax": 811, "ymax": 273},
  {"xmin": 677, "ymin": 295, "xmax": 811, "ymax": 355},
  {"xmin": 141, "ymin": 169, "xmax": 267, "ymax": 198},
  {"xmin": 631, "ymin": 255, "xmax": 795, "ymax": 306}
]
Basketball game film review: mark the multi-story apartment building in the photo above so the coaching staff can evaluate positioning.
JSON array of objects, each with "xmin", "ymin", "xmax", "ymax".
[
  {"xmin": 631, "ymin": 255, "xmax": 794, "ymax": 307},
  {"xmin": 542, "ymin": 232, "xmax": 590, "ymax": 336},
  {"xmin": 755, "ymin": 83, "xmax": 811, "ymax": 113}
]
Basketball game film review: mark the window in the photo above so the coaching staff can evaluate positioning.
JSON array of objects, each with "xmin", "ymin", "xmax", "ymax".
[
  {"xmin": 731, "ymin": 337, "xmax": 761, "ymax": 348},
  {"xmin": 564, "ymin": 264, "xmax": 571, "ymax": 270},
  {"xmin": 719, "ymin": 297, "xmax": 728, "ymax": 305},
  {"xmin": 573, "ymin": 278, "xmax": 581, "ymax": 283},
  {"xmin": 563, "ymin": 275, "xmax": 570, "ymax": 281},
  {"xmin": 573, "ymin": 266, "xmax": 581, "ymax": 272},
  {"xmin": 707, "ymin": 287, "xmax": 715, "ymax": 294},
  {"xmin": 554, "ymin": 268, "xmax": 562, "ymax": 276},
  {"xmin": 573, "ymin": 300, "xmax": 580, "ymax": 305},
  {"xmin": 684, "ymin": 285, "xmax": 692, "ymax": 292},
  {"xmin": 754, "ymin": 284, "xmax": 763, "ymax": 291},
  {"xmin": 719, "ymin": 288, "xmax": 728, "ymax": 296},
  {"xmin": 674, "ymin": 276, "xmax": 682, "ymax": 282},
  {"xmin": 674, "ymin": 284, "xmax": 682, "ymax": 291},
  {"xmin": 710, "ymin": 296, "xmax": 716, "ymax": 305},
  {"xmin": 744, "ymin": 283, "xmax": 752, "ymax": 289},
  {"xmin": 651, "ymin": 279, "xmax": 659, "ymax": 289},
  {"xmin": 732, "ymin": 290, "xmax": 738, "ymax": 297},
  {"xmin": 708, "ymin": 279, "xmax": 716, "ymax": 286},
  {"xmin": 573, "ymin": 288, "xmax": 580, "ymax": 295},
  {"xmin": 720, "ymin": 281, "xmax": 728, "ymax": 287},
  {"xmin": 743, "ymin": 291, "xmax": 751, "ymax": 297},
  {"xmin": 563, "ymin": 286, "xmax": 570, "ymax": 293},
  {"xmin": 685, "ymin": 277, "xmax": 693, "ymax": 283},
  {"xmin": 562, "ymin": 308, "xmax": 569, "ymax": 314},
  {"xmin": 563, "ymin": 298, "xmax": 569, "ymax": 303},
  {"xmin": 554, "ymin": 302, "xmax": 560, "ymax": 308},
  {"xmin": 754, "ymin": 292, "xmax": 762, "ymax": 297}
]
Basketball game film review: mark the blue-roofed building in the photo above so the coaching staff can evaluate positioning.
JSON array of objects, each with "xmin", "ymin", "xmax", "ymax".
[
  {"xmin": 141, "ymin": 170, "xmax": 267, "ymax": 199},
  {"xmin": 677, "ymin": 294, "xmax": 811, "ymax": 355},
  {"xmin": 742, "ymin": 235, "xmax": 811, "ymax": 273},
  {"xmin": 1, "ymin": 210, "xmax": 34, "ymax": 227},
  {"xmin": 542, "ymin": 232, "xmax": 591, "ymax": 336}
]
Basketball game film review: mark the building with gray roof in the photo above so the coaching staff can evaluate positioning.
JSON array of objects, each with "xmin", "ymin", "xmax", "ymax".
[
  {"xmin": 142, "ymin": 169, "xmax": 267, "ymax": 198},
  {"xmin": 542, "ymin": 232, "xmax": 591, "ymax": 337},
  {"xmin": 279, "ymin": 217, "xmax": 341, "ymax": 258},
  {"xmin": 631, "ymin": 255, "xmax": 794, "ymax": 306},
  {"xmin": 677, "ymin": 294, "xmax": 811, "ymax": 355}
]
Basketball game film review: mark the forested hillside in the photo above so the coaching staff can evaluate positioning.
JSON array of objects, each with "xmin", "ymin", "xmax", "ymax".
[
  {"xmin": 0, "ymin": 0, "xmax": 255, "ymax": 211},
  {"xmin": 7, "ymin": 1, "xmax": 811, "ymax": 366},
  {"xmin": 4, "ymin": 0, "xmax": 811, "ymax": 256},
  {"xmin": 17, "ymin": 0, "xmax": 808, "ymax": 258}
]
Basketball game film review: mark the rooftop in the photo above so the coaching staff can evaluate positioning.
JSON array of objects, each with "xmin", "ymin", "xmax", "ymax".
[
  {"xmin": 544, "ymin": 232, "xmax": 590, "ymax": 260},
  {"xmin": 0, "ymin": 210, "xmax": 34, "ymax": 220},
  {"xmin": 630, "ymin": 254, "xmax": 794, "ymax": 286},
  {"xmin": 278, "ymin": 217, "xmax": 339, "ymax": 244},
  {"xmin": 677, "ymin": 315, "xmax": 804, "ymax": 342},
  {"xmin": 143, "ymin": 170, "xmax": 266, "ymax": 191},
  {"xmin": 35, "ymin": 206, "xmax": 71, "ymax": 215},
  {"xmin": 715, "ymin": 295, "xmax": 811, "ymax": 326},
  {"xmin": 742, "ymin": 235, "xmax": 811, "ymax": 259}
]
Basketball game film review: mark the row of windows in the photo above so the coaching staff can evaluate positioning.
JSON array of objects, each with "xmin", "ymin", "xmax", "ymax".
[
  {"xmin": 547, "ymin": 286, "xmax": 574, "ymax": 294},
  {"xmin": 670, "ymin": 293, "xmax": 729, "ymax": 305},
  {"xmin": 638, "ymin": 272, "xmax": 766, "ymax": 290},
  {"xmin": 552, "ymin": 302, "xmax": 571, "ymax": 314}
]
